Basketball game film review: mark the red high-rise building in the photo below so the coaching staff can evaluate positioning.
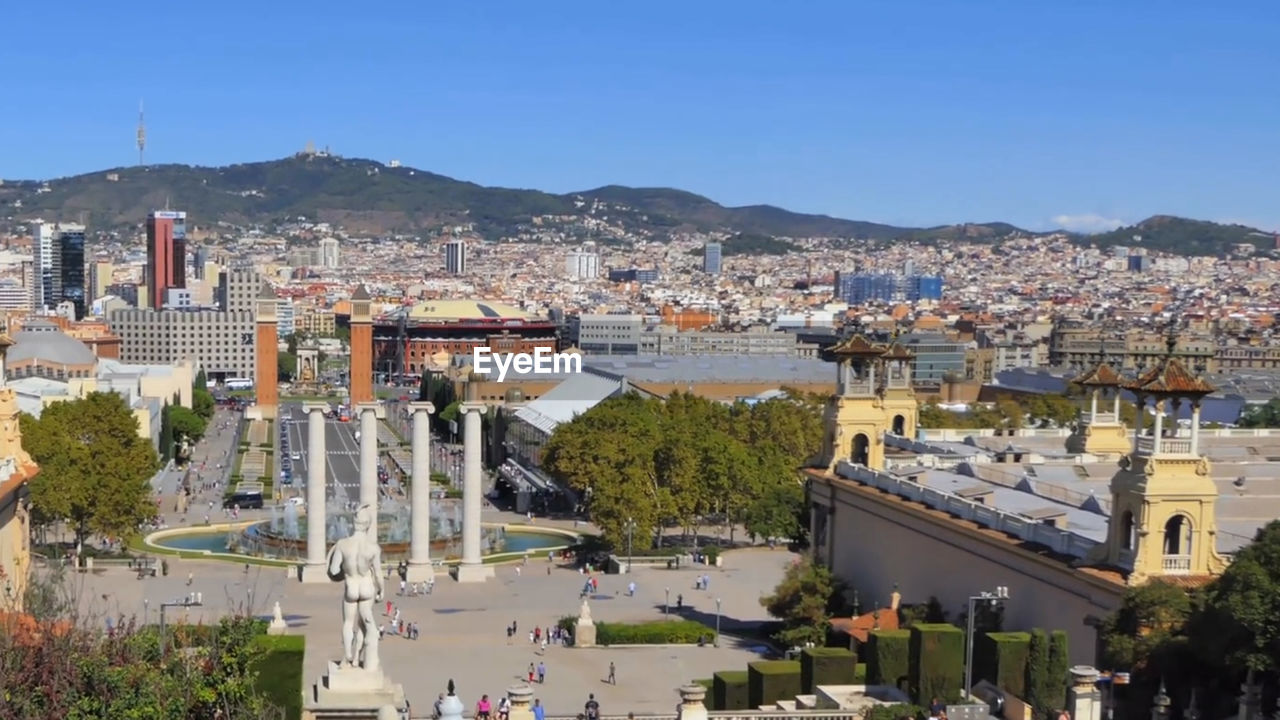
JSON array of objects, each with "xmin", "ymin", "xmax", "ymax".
[{"xmin": 146, "ymin": 210, "xmax": 187, "ymax": 309}]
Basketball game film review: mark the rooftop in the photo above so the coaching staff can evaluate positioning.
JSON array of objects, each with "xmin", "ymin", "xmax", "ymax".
[{"xmin": 388, "ymin": 300, "xmax": 540, "ymax": 323}]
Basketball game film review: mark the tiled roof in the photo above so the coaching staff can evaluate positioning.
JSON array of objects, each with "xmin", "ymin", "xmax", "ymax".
[
  {"xmin": 1124, "ymin": 357, "xmax": 1216, "ymax": 395},
  {"xmin": 881, "ymin": 342, "xmax": 914, "ymax": 360},
  {"xmin": 1071, "ymin": 362, "xmax": 1122, "ymax": 387},
  {"xmin": 828, "ymin": 334, "xmax": 886, "ymax": 357}
]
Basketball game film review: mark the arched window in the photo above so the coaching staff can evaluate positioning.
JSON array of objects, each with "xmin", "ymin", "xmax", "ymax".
[
  {"xmin": 1120, "ymin": 511, "xmax": 1135, "ymax": 551},
  {"xmin": 892, "ymin": 414, "xmax": 906, "ymax": 436},
  {"xmin": 851, "ymin": 433, "xmax": 870, "ymax": 467},
  {"xmin": 1163, "ymin": 515, "xmax": 1192, "ymax": 556}
]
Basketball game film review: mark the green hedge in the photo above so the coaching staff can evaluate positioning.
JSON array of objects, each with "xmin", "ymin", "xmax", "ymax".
[
  {"xmin": 854, "ymin": 663, "xmax": 867, "ymax": 683},
  {"xmin": 713, "ymin": 670, "xmax": 750, "ymax": 711},
  {"xmin": 748, "ymin": 660, "xmax": 802, "ymax": 708},
  {"xmin": 595, "ymin": 619, "xmax": 715, "ymax": 645},
  {"xmin": 909, "ymin": 623, "xmax": 964, "ymax": 704},
  {"xmin": 868, "ymin": 629, "xmax": 911, "ymax": 690},
  {"xmin": 800, "ymin": 647, "xmax": 858, "ymax": 692},
  {"xmin": 865, "ymin": 704, "xmax": 926, "ymax": 720},
  {"xmin": 1046, "ymin": 631, "xmax": 1070, "ymax": 715},
  {"xmin": 975, "ymin": 631, "xmax": 1030, "ymax": 698},
  {"xmin": 252, "ymin": 635, "xmax": 305, "ymax": 720},
  {"xmin": 1025, "ymin": 629, "xmax": 1050, "ymax": 718}
]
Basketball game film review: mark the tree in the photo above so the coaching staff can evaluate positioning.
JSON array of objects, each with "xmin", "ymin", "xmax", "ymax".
[
  {"xmin": 1238, "ymin": 398, "xmax": 1280, "ymax": 428},
  {"xmin": 278, "ymin": 349, "xmax": 297, "ymax": 382},
  {"xmin": 1197, "ymin": 520, "xmax": 1280, "ymax": 673},
  {"xmin": 744, "ymin": 480, "xmax": 804, "ymax": 543},
  {"xmin": 1024, "ymin": 629, "xmax": 1051, "ymax": 720},
  {"xmin": 169, "ymin": 405, "xmax": 208, "ymax": 442},
  {"xmin": 1100, "ymin": 580, "xmax": 1193, "ymax": 672},
  {"xmin": 22, "ymin": 392, "xmax": 160, "ymax": 546},
  {"xmin": 158, "ymin": 402, "xmax": 174, "ymax": 462},
  {"xmin": 759, "ymin": 556, "xmax": 842, "ymax": 647},
  {"xmin": 192, "ymin": 385, "xmax": 216, "ymax": 421}
]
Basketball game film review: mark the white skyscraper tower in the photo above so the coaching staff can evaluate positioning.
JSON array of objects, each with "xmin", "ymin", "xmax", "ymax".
[
  {"xmin": 318, "ymin": 237, "xmax": 340, "ymax": 269},
  {"xmin": 445, "ymin": 238, "xmax": 467, "ymax": 275},
  {"xmin": 565, "ymin": 245, "xmax": 600, "ymax": 280},
  {"xmin": 30, "ymin": 221, "xmax": 58, "ymax": 311}
]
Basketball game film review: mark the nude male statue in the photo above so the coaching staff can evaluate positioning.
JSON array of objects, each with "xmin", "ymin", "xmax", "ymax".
[{"xmin": 327, "ymin": 504, "xmax": 384, "ymax": 671}]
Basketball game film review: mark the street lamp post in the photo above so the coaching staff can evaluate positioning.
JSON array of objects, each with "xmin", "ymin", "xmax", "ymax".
[
  {"xmin": 159, "ymin": 593, "xmax": 204, "ymax": 660},
  {"xmin": 143, "ymin": 598, "xmax": 150, "ymax": 625},
  {"xmin": 625, "ymin": 517, "xmax": 636, "ymax": 575},
  {"xmin": 715, "ymin": 598, "xmax": 722, "ymax": 647},
  {"xmin": 665, "ymin": 587, "xmax": 670, "ymax": 618},
  {"xmin": 965, "ymin": 586, "xmax": 1010, "ymax": 700}
]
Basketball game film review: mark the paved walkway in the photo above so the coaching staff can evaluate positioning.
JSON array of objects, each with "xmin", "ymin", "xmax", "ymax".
[{"xmin": 69, "ymin": 545, "xmax": 796, "ymax": 717}]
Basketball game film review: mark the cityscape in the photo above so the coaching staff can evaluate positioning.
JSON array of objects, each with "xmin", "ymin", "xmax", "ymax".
[{"xmin": 1, "ymin": 3, "xmax": 1279, "ymax": 720}]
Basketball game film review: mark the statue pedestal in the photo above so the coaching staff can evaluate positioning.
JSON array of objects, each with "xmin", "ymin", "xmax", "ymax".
[
  {"xmin": 267, "ymin": 618, "xmax": 288, "ymax": 635},
  {"xmin": 299, "ymin": 563, "xmax": 332, "ymax": 584},
  {"xmin": 305, "ymin": 661, "xmax": 405, "ymax": 719},
  {"xmin": 453, "ymin": 563, "xmax": 494, "ymax": 583},
  {"xmin": 575, "ymin": 619, "xmax": 597, "ymax": 648},
  {"xmin": 405, "ymin": 562, "xmax": 435, "ymax": 583}
]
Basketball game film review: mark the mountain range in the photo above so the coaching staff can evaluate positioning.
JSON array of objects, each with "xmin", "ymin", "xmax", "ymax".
[{"xmin": 1, "ymin": 154, "xmax": 1271, "ymax": 256}]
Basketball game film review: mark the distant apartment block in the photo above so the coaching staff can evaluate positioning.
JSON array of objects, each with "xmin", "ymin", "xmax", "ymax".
[
  {"xmin": 318, "ymin": 237, "xmax": 340, "ymax": 269},
  {"xmin": 0, "ymin": 280, "xmax": 30, "ymax": 311},
  {"xmin": 835, "ymin": 272, "xmax": 944, "ymax": 304},
  {"xmin": 444, "ymin": 238, "xmax": 467, "ymax": 275},
  {"xmin": 607, "ymin": 268, "xmax": 659, "ymax": 284},
  {"xmin": 146, "ymin": 210, "xmax": 187, "ymax": 310},
  {"xmin": 296, "ymin": 307, "xmax": 336, "ymax": 336},
  {"xmin": 703, "ymin": 241, "xmax": 722, "ymax": 274},
  {"xmin": 565, "ymin": 247, "xmax": 600, "ymax": 279},
  {"xmin": 569, "ymin": 314, "xmax": 804, "ymax": 357},
  {"xmin": 108, "ymin": 268, "xmax": 261, "ymax": 381}
]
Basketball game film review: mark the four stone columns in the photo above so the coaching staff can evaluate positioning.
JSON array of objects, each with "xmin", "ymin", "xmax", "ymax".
[
  {"xmin": 300, "ymin": 402, "xmax": 330, "ymax": 582},
  {"xmin": 406, "ymin": 402, "xmax": 435, "ymax": 582},
  {"xmin": 455, "ymin": 401, "xmax": 494, "ymax": 582}
]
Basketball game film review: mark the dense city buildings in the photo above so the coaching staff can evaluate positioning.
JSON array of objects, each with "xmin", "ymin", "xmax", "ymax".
[{"xmin": 145, "ymin": 210, "xmax": 186, "ymax": 310}]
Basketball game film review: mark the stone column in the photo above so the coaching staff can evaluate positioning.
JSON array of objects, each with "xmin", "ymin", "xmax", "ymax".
[
  {"xmin": 406, "ymin": 402, "xmax": 436, "ymax": 582},
  {"xmin": 301, "ymin": 402, "xmax": 329, "ymax": 582},
  {"xmin": 358, "ymin": 403, "xmax": 382, "ymax": 514},
  {"xmin": 678, "ymin": 684, "xmax": 709, "ymax": 720},
  {"xmin": 1191, "ymin": 401, "xmax": 1202, "ymax": 456},
  {"xmin": 455, "ymin": 402, "xmax": 493, "ymax": 582},
  {"xmin": 1068, "ymin": 666, "xmax": 1101, "ymax": 720},
  {"xmin": 507, "ymin": 685, "xmax": 535, "ymax": 720}
]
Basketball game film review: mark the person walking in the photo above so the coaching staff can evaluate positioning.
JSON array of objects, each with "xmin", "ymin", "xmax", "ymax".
[
  {"xmin": 532, "ymin": 699, "xmax": 546, "ymax": 720},
  {"xmin": 528, "ymin": 663, "xmax": 536, "ymax": 683},
  {"xmin": 537, "ymin": 661, "xmax": 546, "ymax": 684},
  {"xmin": 584, "ymin": 694, "xmax": 600, "ymax": 720},
  {"xmin": 607, "ymin": 661, "xmax": 616, "ymax": 685}
]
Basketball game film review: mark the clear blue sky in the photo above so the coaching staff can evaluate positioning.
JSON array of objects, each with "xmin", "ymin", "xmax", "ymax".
[{"xmin": 2, "ymin": 1, "xmax": 1277, "ymax": 233}]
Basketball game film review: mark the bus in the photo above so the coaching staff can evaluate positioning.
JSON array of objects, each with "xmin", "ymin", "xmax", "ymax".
[
  {"xmin": 225, "ymin": 378, "xmax": 254, "ymax": 391},
  {"xmin": 337, "ymin": 404, "xmax": 350, "ymax": 422}
]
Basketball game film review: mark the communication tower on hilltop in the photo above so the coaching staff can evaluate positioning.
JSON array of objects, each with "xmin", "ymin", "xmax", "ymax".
[{"xmin": 136, "ymin": 101, "xmax": 147, "ymax": 166}]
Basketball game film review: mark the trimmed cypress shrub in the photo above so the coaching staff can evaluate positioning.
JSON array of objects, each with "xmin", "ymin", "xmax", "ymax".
[
  {"xmin": 800, "ymin": 647, "xmax": 858, "ymax": 692},
  {"xmin": 1025, "ymin": 629, "xmax": 1051, "ymax": 719},
  {"xmin": 908, "ymin": 623, "xmax": 964, "ymax": 704},
  {"xmin": 974, "ymin": 631, "xmax": 1031, "ymax": 698},
  {"xmin": 748, "ymin": 660, "xmax": 802, "ymax": 708},
  {"xmin": 713, "ymin": 670, "xmax": 750, "ymax": 711},
  {"xmin": 867, "ymin": 629, "xmax": 911, "ymax": 690},
  {"xmin": 1046, "ymin": 631, "xmax": 1070, "ymax": 713}
]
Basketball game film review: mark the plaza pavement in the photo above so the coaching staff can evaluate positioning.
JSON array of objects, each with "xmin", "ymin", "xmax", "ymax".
[{"xmin": 69, "ymin": 541, "xmax": 795, "ymax": 717}]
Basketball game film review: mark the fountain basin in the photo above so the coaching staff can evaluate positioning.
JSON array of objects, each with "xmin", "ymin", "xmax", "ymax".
[{"xmin": 145, "ymin": 522, "xmax": 577, "ymax": 563}]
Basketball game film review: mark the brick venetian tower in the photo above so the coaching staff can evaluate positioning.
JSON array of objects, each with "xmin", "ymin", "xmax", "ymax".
[
  {"xmin": 349, "ymin": 284, "xmax": 374, "ymax": 405},
  {"xmin": 254, "ymin": 283, "xmax": 279, "ymax": 419}
]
